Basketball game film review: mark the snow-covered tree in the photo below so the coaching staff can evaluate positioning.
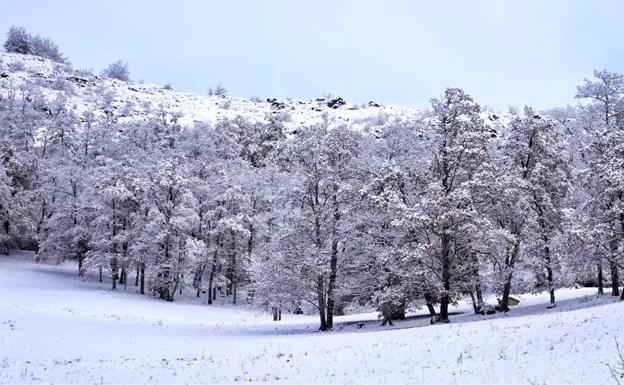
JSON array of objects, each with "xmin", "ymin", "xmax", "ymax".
[
  {"xmin": 4, "ymin": 26, "xmax": 31, "ymax": 54},
  {"xmin": 255, "ymin": 120, "xmax": 364, "ymax": 330},
  {"xmin": 31, "ymin": 35, "xmax": 67, "ymax": 63},
  {"xmin": 576, "ymin": 69, "xmax": 624, "ymax": 298},
  {"xmin": 492, "ymin": 107, "xmax": 571, "ymax": 308},
  {"xmin": 0, "ymin": 164, "xmax": 13, "ymax": 254},
  {"xmin": 102, "ymin": 60, "xmax": 130, "ymax": 82},
  {"xmin": 388, "ymin": 88, "xmax": 493, "ymax": 323}
]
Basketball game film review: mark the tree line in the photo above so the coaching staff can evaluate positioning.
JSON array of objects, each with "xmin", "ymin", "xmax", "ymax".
[{"xmin": 1, "ymin": 50, "xmax": 623, "ymax": 329}]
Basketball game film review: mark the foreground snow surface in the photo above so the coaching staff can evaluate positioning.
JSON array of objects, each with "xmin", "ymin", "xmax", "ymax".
[{"xmin": 1, "ymin": 253, "xmax": 623, "ymax": 384}]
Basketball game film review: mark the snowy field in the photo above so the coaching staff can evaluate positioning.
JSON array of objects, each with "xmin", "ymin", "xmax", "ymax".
[{"xmin": 1, "ymin": 252, "xmax": 623, "ymax": 384}]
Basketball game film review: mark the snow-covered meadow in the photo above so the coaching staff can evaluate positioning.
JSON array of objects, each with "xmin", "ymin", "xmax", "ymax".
[{"xmin": 1, "ymin": 252, "xmax": 622, "ymax": 385}]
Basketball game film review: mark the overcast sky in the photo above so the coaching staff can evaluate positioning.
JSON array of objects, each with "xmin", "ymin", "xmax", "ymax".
[{"xmin": 1, "ymin": 0, "xmax": 623, "ymax": 110}]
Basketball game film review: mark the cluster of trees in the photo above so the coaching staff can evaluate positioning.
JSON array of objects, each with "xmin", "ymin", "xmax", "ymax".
[
  {"xmin": 3, "ymin": 27, "xmax": 131, "ymax": 83},
  {"xmin": 1, "ymin": 53, "xmax": 623, "ymax": 329},
  {"xmin": 3, "ymin": 26, "xmax": 67, "ymax": 63}
]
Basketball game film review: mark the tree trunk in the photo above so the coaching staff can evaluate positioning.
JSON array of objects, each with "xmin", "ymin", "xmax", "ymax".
[
  {"xmin": 193, "ymin": 262, "xmax": 206, "ymax": 298},
  {"xmin": 139, "ymin": 262, "xmax": 145, "ymax": 295},
  {"xmin": 194, "ymin": 248, "xmax": 211, "ymax": 298},
  {"xmin": 231, "ymin": 250, "xmax": 237, "ymax": 305},
  {"xmin": 619, "ymin": 213, "xmax": 624, "ymax": 299},
  {"xmin": 326, "ymin": 189, "xmax": 340, "ymax": 330},
  {"xmin": 317, "ymin": 276, "xmax": 328, "ymax": 331},
  {"xmin": 611, "ymin": 261, "xmax": 619, "ymax": 297},
  {"xmin": 534, "ymin": 197, "xmax": 555, "ymax": 307},
  {"xmin": 500, "ymin": 279, "xmax": 512, "ymax": 311},
  {"xmin": 469, "ymin": 247, "xmax": 484, "ymax": 312},
  {"xmin": 473, "ymin": 282, "xmax": 484, "ymax": 314},
  {"xmin": 475, "ymin": 283, "xmax": 483, "ymax": 306},
  {"xmin": 500, "ymin": 242, "xmax": 520, "ymax": 311},
  {"xmin": 597, "ymin": 257, "xmax": 604, "ymax": 296},
  {"xmin": 439, "ymin": 294, "xmax": 449, "ymax": 323},
  {"xmin": 426, "ymin": 302, "xmax": 437, "ymax": 317},
  {"xmin": 135, "ymin": 265, "xmax": 139, "ymax": 286},
  {"xmin": 207, "ymin": 236, "xmax": 221, "ymax": 305},
  {"xmin": 36, "ymin": 201, "xmax": 47, "ymax": 236},
  {"xmin": 469, "ymin": 291, "xmax": 479, "ymax": 314},
  {"xmin": 609, "ymin": 228, "xmax": 619, "ymax": 296},
  {"xmin": 424, "ymin": 292, "xmax": 437, "ymax": 317},
  {"xmin": 2, "ymin": 220, "xmax": 10, "ymax": 255},
  {"xmin": 272, "ymin": 306, "xmax": 282, "ymax": 321},
  {"xmin": 546, "ymin": 264, "xmax": 555, "ymax": 305},
  {"xmin": 438, "ymin": 232, "xmax": 452, "ymax": 323},
  {"xmin": 77, "ymin": 254, "xmax": 84, "ymax": 277},
  {"xmin": 326, "ymin": 238, "xmax": 339, "ymax": 329},
  {"xmin": 542, "ymin": 233, "xmax": 555, "ymax": 306},
  {"xmin": 169, "ymin": 278, "xmax": 177, "ymax": 302},
  {"xmin": 99, "ymin": 266, "xmax": 103, "ymax": 283}
]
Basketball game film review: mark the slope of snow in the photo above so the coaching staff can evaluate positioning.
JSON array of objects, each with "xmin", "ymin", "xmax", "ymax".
[
  {"xmin": 0, "ymin": 51, "xmax": 510, "ymax": 137},
  {"xmin": 1, "ymin": 252, "xmax": 622, "ymax": 384},
  {"xmin": 0, "ymin": 52, "xmax": 424, "ymax": 133}
]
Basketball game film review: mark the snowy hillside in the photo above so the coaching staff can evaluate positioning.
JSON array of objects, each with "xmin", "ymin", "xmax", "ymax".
[
  {"xmin": 1, "ymin": 253, "xmax": 622, "ymax": 384},
  {"xmin": 2, "ymin": 37, "xmax": 624, "ymax": 385},
  {"xmin": 0, "ymin": 51, "xmax": 425, "ymax": 132}
]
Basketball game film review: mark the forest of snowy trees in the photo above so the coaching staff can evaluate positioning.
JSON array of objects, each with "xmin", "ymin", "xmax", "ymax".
[{"xmin": 1, "ymin": 31, "xmax": 624, "ymax": 330}]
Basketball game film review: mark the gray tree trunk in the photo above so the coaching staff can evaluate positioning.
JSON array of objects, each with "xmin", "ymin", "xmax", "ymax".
[
  {"xmin": 438, "ymin": 231, "xmax": 452, "ymax": 323},
  {"xmin": 597, "ymin": 256, "xmax": 604, "ymax": 296},
  {"xmin": 207, "ymin": 236, "xmax": 221, "ymax": 305},
  {"xmin": 317, "ymin": 276, "xmax": 328, "ymax": 331},
  {"xmin": 139, "ymin": 262, "xmax": 145, "ymax": 295},
  {"xmin": 611, "ymin": 261, "xmax": 619, "ymax": 297},
  {"xmin": 500, "ymin": 242, "xmax": 520, "ymax": 311}
]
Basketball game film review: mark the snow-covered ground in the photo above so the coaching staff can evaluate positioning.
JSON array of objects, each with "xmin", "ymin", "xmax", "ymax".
[
  {"xmin": 0, "ymin": 52, "xmax": 425, "ymax": 133},
  {"xmin": 1, "ymin": 252, "xmax": 622, "ymax": 384},
  {"xmin": 0, "ymin": 51, "xmax": 511, "ymax": 138}
]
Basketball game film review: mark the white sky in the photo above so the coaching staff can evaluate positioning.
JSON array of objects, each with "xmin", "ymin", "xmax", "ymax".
[{"xmin": 1, "ymin": 0, "xmax": 623, "ymax": 111}]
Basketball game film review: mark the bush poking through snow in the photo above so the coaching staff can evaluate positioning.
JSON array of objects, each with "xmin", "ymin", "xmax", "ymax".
[
  {"xmin": 102, "ymin": 60, "xmax": 130, "ymax": 81},
  {"xmin": 51, "ymin": 75, "xmax": 75, "ymax": 95},
  {"xmin": 10, "ymin": 60, "xmax": 25, "ymax": 72},
  {"xmin": 208, "ymin": 82, "xmax": 228, "ymax": 97}
]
